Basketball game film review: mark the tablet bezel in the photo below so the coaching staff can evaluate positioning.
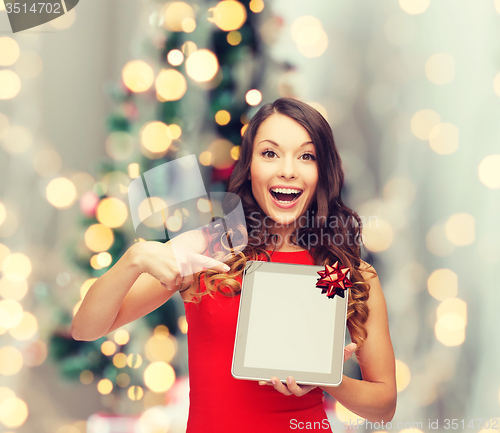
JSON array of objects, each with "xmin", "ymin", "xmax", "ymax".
[{"xmin": 231, "ymin": 260, "xmax": 349, "ymax": 387}]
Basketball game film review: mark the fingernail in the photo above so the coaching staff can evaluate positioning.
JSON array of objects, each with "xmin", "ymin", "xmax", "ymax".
[
  {"xmin": 287, "ymin": 377, "xmax": 292, "ymax": 384},
  {"xmin": 271, "ymin": 379, "xmax": 276, "ymax": 386},
  {"xmin": 258, "ymin": 381, "xmax": 265, "ymax": 386},
  {"xmin": 223, "ymin": 265, "xmax": 230, "ymax": 271}
]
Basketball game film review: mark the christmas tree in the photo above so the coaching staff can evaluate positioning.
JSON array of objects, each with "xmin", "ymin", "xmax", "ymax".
[{"xmin": 48, "ymin": 0, "xmax": 281, "ymax": 412}]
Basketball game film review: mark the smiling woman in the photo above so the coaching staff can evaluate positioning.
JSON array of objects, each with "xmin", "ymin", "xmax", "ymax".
[{"xmin": 72, "ymin": 97, "xmax": 396, "ymax": 433}]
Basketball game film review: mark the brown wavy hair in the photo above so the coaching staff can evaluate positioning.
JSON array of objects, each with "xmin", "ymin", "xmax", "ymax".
[{"xmin": 185, "ymin": 97, "xmax": 376, "ymax": 347}]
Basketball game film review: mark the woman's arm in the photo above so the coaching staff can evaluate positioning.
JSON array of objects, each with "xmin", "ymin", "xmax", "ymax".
[
  {"xmin": 318, "ymin": 263, "xmax": 397, "ymax": 422},
  {"xmin": 71, "ymin": 230, "xmax": 227, "ymax": 341},
  {"xmin": 71, "ymin": 242, "xmax": 178, "ymax": 342}
]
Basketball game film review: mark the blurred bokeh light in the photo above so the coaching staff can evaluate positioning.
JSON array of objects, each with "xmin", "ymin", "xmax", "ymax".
[
  {"xmin": 212, "ymin": 0, "xmax": 247, "ymax": 31},
  {"xmin": 122, "ymin": 60, "xmax": 155, "ymax": 93}
]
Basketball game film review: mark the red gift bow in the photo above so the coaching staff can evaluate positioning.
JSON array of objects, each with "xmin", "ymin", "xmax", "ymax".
[{"xmin": 316, "ymin": 261, "xmax": 353, "ymax": 299}]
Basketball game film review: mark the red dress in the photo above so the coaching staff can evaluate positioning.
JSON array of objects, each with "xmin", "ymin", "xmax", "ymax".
[{"xmin": 183, "ymin": 249, "xmax": 332, "ymax": 433}]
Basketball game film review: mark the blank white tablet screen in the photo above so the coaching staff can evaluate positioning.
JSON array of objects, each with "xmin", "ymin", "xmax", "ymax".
[{"xmin": 243, "ymin": 270, "xmax": 336, "ymax": 374}]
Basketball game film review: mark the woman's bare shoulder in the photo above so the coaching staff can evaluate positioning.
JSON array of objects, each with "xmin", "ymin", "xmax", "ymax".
[{"xmin": 358, "ymin": 259, "xmax": 378, "ymax": 281}]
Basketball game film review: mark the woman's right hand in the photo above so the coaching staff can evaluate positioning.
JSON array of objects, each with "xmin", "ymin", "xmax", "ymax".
[{"xmin": 130, "ymin": 239, "xmax": 230, "ymax": 292}]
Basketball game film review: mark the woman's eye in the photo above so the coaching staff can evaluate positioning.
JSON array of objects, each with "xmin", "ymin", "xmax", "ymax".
[
  {"xmin": 262, "ymin": 150, "xmax": 277, "ymax": 158},
  {"xmin": 301, "ymin": 153, "xmax": 316, "ymax": 161}
]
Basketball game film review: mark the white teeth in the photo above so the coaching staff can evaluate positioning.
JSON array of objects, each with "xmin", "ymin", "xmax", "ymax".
[{"xmin": 270, "ymin": 188, "xmax": 302, "ymax": 194}]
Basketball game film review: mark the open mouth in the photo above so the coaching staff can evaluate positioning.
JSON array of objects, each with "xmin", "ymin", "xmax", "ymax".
[{"xmin": 269, "ymin": 188, "xmax": 303, "ymax": 204}]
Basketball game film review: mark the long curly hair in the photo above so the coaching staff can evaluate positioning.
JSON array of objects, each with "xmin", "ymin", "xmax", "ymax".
[{"xmin": 185, "ymin": 97, "xmax": 375, "ymax": 347}]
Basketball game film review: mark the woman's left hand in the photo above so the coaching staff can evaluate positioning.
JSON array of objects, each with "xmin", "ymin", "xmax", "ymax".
[
  {"xmin": 261, "ymin": 376, "xmax": 316, "ymax": 397},
  {"xmin": 259, "ymin": 342, "xmax": 358, "ymax": 396}
]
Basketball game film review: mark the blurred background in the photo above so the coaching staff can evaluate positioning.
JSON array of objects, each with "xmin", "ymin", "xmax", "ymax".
[{"xmin": 1, "ymin": 0, "xmax": 500, "ymax": 432}]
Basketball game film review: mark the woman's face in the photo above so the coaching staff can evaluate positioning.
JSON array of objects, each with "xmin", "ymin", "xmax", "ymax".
[{"xmin": 249, "ymin": 113, "xmax": 318, "ymax": 228}]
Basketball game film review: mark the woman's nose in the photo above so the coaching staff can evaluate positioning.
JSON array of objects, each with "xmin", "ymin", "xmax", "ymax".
[{"xmin": 277, "ymin": 156, "xmax": 297, "ymax": 179}]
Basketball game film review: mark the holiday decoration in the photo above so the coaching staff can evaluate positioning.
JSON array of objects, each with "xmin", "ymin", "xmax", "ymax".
[{"xmin": 316, "ymin": 262, "xmax": 353, "ymax": 299}]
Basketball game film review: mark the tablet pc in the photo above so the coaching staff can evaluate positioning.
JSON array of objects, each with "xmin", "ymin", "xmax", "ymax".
[{"xmin": 231, "ymin": 260, "xmax": 349, "ymax": 387}]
